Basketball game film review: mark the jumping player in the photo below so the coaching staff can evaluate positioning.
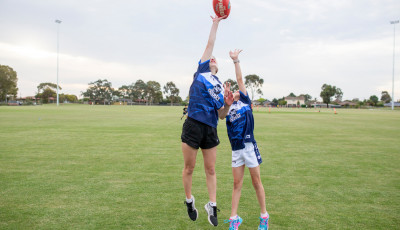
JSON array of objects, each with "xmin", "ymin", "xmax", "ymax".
[
  {"xmin": 224, "ymin": 49, "xmax": 269, "ymax": 230},
  {"xmin": 181, "ymin": 15, "xmax": 233, "ymax": 227}
]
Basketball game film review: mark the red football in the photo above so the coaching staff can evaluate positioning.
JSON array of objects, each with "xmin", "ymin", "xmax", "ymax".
[{"xmin": 213, "ymin": 0, "xmax": 231, "ymax": 18}]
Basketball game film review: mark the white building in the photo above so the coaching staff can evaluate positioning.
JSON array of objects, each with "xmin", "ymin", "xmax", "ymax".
[{"xmin": 284, "ymin": 96, "xmax": 305, "ymax": 107}]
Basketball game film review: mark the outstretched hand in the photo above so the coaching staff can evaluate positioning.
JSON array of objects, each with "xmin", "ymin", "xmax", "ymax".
[
  {"xmin": 229, "ymin": 49, "xmax": 243, "ymax": 61},
  {"xmin": 211, "ymin": 15, "xmax": 228, "ymax": 23},
  {"xmin": 223, "ymin": 82, "xmax": 234, "ymax": 106}
]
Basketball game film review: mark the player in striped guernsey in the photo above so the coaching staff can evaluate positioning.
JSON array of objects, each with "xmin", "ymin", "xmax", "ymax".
[
  {"xmin": 181, "ymin": 15, "xmax": 233, "ymax": 227},
  {"xmin": 224, "ymin": 49, "xmax": 269, "ymax": 230}
]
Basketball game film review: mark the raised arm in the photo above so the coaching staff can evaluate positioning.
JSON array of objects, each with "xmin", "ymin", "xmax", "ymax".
[
  {"xmin": 200, "ymin": 15, "xmax": 227, "ymax": 63},
  {"xmin": 229, "ymin": 49, "xmax": 246, "ymax": 95}
]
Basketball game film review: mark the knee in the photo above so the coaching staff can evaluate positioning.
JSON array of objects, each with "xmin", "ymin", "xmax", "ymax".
[
  {"xmin": 204, "ymin": 167, "xmax": 216, "ymax": 176},
  {"xmin": 252, "ymin": 178, "xmax": 264, "ymax": 190},
  {"xmin": 233, "ymin": 179, "xmax": 243, "ymax": 190},
  {"xmin": 183, "ymin": 165, "xmax": 195, "ymax": 175}
]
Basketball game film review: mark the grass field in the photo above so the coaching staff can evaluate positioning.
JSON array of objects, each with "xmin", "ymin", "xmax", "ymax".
[{"xmin": 0, "ymin": 105, "xmax": 399, "ymax": 229}]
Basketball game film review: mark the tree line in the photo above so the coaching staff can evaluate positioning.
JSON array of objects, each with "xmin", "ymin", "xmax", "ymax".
[
  {"xmin": 81, "ymin": 79, "xmax": 181, "ymax": 105},
  {"xmin": 0, "ymin": 64, "xmax": 394, "ymax": 107},
  {"xmin": 81, "ymin": 74, "xmax": 265, "ymax": 105}
]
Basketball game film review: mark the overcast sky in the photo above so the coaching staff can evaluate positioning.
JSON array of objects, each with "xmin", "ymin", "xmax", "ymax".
[{"xmin": 0, "ymin": 0, "xmax": 399, "ymax": 101}]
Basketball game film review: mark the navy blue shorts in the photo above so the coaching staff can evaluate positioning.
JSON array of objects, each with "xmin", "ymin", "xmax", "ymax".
[{"xmin": 181, "ymin": 117, "xmax": 220, "ymax": 149}]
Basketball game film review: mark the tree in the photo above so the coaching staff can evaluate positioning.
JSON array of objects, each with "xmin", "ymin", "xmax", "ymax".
[
  {"xmin": 146, "ymin": 81, "xmax": 162, "ymax": 105},
  {"xmin": 163, "ymin": 81, "xmax": 180, "ymax": 106},
  {"xmin": 278, "ymin": 99, "xmax": 287, "ymax": 106},
  {"xmin": 320, "ymin": 84, "xmax": 337, "ymax": 107},
  {"xmin": 118, "ymin": 85, "xmax": 132, "ymax": 99},
  {"xmin": 37, "ymin": 82, "xmax": 61, "ymax": 94},
  {"xmin": 153, "ymin": 91, "xmax": 163, "ymax": 104},
  {"xmin": 299, "ymin": 94, "xmax": 312, "ymax": 105},
  {"xmin": 257, "ymin": 98, "xmax": 267, "ymax": 104},
  {"xmin": 182, "ymin": 95, "xmax": 190, "ymax": 105},
  {"xmin": 132, "ymin": 80, "xmax": 147, "ymax": 102},
  {"xmin": 369, "ymin": 95, "xmax": 379, "ymax": 106},
  {"xmin": 36, "ymin": 82, "xmax": 62, "ymax": 104},
  {"xmin": 0, "ymin": 65, "xmax": 18, "ymax": 102},
  {"xmin": 81, "ymin": 79, "xmax": 113, "ymax": 105},
  {"xmin": 288, "ymin": 92, "xmax": 296, "ymax": 97},
  {"xmin": 381, "ymin": 91, "xmax": 392, "ymax": 103},
  {"xmin": 62, "ymin": 94, "xmax": 78, "ymax": 103},
  {"xmin": 277, "ymin": 96, "xmax": 287, "ymax": 106},
  {"xmin": 245, "ymin": 74, "xmax": 264, "ymax": 101},
  {"xmin": 335, "ymin": 88, "xmax": 343, "ymax": 101},
  {"xmin": 40, "ymin": 88, "xmax": 56, "ymax": 103},
  {"xmin": 224, "ymin": 79, "xmax": 239, "ymax": 92},
  {"xmin": 59, "ymin": 94, "xmax": 78, "ymax": 103}
]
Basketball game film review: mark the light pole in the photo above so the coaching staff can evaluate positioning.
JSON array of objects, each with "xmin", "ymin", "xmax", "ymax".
[
  {"xmin": 55, "ymin": 19, "xmax": 62, "ymax": 106},
  {"xmin": 390, "ymin": 20, "xmax": 399, "ymax": 110}
]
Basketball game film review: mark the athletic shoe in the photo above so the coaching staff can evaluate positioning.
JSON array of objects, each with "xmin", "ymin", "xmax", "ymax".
[
  {"xmin": 258, "ymin": 215, "xmax": 269, "ymax": 230},
  {"xmin": 184, "ymin": 196, "xmax": 198, "ymax": 221},
  {"xmin": 224, "ymin": 216, "xmax": 243, "ymax": 230},
  {"xmin": 204, "ymin": 202, "xmax": 220, "ymax": 226}
]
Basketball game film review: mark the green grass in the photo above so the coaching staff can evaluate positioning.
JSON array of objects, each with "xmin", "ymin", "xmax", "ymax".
[{"xmin": 0, "ymin": 105, "xmax": 399, "ymax": 229}]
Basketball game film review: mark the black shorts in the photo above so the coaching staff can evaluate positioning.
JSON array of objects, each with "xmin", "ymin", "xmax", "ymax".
[{"xmin": 181, "ymin": 117, "xmax": 220, "ymax": 149}]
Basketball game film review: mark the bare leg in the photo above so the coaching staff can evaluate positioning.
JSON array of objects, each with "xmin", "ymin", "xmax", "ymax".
[
  {"xmin": 231, "ymin": 165, "xmax": 245, "ymax": 217},
  {"xmin": 202, "ymin": 147, "xmax": 217, "ymax": 202},
  {"xmin": 249, "ymin": 166, "xmax": 267, "ymax": 214},
  {"xmin": 182, "ymin": 143, "xmax": 198, "ymax": 199}
]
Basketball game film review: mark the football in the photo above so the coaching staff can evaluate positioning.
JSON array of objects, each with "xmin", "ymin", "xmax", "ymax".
[{"xmin": 213, "ymin": 0, "xmax": 231, "ymax": 18}]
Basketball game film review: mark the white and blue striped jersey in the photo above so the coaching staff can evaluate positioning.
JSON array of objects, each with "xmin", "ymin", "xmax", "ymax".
[
  {"xmin": 187, "ymin": 59, "xmax": 224, "ymax": 128},
  {"xmin": 226, "ymin": 91, "xmax": 256, "ymax": 151}
]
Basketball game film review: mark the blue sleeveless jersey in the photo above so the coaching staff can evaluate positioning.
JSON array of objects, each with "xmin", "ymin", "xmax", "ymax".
[
  {"xmin": 226, "ymin": 91, "xmax": 255, "ymax": 151},
  {"xmin": 187, "ymin": 59, "xmax": 224, "ymax": 128}
]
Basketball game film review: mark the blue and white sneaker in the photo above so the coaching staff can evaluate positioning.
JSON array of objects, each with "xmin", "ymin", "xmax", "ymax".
[
  {"xmin": 258, "ymin": 215, "xmax": 269, "ymax": 230},
  {"xmin": 224, "ymin": 216, "xmax": 243, "ymax": 230}
]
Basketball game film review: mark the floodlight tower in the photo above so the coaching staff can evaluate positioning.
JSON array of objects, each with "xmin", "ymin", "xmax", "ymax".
[
  {"xmin": 390, "ymin": 20, "xmax": 399, "ymax": 110},
  {"xmin": 55, "ymin": 19, "xmax": 62, "ymax": 106}
]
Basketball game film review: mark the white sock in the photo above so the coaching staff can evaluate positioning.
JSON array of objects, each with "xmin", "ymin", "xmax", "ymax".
[
  {"xmin": 209, "ymin": 201, "xmax": 217, "ymax": 207},
  {"xmin": 230, "ymin": 215, "xmax": 238, "ymax": 220},
  {"xmin": 186, "ymin": 196, "xmax": 193, "ymax": 203},
  {"xmin": 261, "ymin": 211, "xmax": 269, "ymax": 218}
]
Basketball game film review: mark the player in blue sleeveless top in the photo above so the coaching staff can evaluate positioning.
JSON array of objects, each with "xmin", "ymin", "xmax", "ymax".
[
  {"xmin": 224, "ymin": 49, "xmax": 269, "ymax": 230},
  {"xmin": 181, "ymin": 15, "xmax": 233, "ymax": 227}
]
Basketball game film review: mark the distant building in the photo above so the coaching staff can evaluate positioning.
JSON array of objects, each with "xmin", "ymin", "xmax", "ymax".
[
  {"xmin": 284, "ymin": 96, "xmax": 305, "ymax": 107},
  {"xmin": 252, "ymin": 99, "xmax": 270, "ymax": 107},
  {"xmin": 7, "ymin": 100, "xmax": 21, "ymax": 106},
  {"xmin": 384, "ymin": 102, "xmax": 400, "ymax": 107},
  {"xmin": 264, "ymin": 101, "xmax": 277, "ymax": 107},
  {"xmin": 338, "ymin": 100, "xmax": 357, "ymax": 108},
  {"xmin": 313, "ymin": 103, "xmax": 341, "ymax": 108},
  {"xmin": 16, "ymin": 96, "xmax": 39, "ymax": 103}
]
